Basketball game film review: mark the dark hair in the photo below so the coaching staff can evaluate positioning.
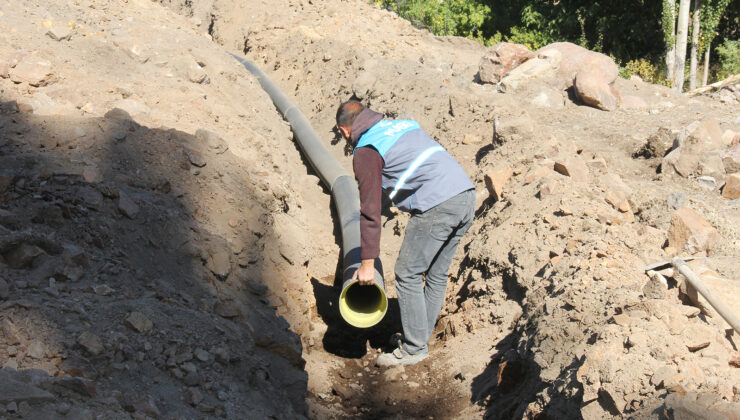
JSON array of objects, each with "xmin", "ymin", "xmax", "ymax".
[{"xmin": 336, "ymin": 100, "xmax": 364, "ymax": 128}]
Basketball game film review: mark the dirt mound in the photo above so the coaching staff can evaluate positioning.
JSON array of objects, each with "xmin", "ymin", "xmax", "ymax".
[{"xmin": 2, "ymin": 0, "xmax": 739, "ymax": 419}]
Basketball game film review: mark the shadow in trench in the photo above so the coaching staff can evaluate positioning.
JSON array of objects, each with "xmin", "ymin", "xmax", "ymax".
[
  {"xmin": 0, "ymin": 97, "xmax": 307, "ymax": 417},
  {"xmin": 470, "ymin": 325, "xmax": 547, "ymax": 420}
]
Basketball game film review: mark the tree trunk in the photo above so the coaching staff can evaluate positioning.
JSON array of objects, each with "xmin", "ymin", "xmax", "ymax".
[
  {"xmin": 702, "ymin": 47, "xmax": 710, "ymax": 87},
  {"xmin": 689, "ymin": 0, "xmax": 702, "ymax": 90},
  {"xmin": 665, "ymin": 0, "xmax": 676, "ymax": 82},
  {"xmin": 673, "ymin": 0, "xmax": 691, "ymax": 91}
]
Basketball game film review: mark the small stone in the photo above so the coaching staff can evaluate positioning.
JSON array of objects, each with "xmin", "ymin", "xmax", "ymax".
[
  {"xmin": 188, "ymin": 64, "xmax": 208, "ymax": 84},
  {"xmin": 696, "ymin": 176, "xmax": 718, "ymax": 190},
  {"xmin": 651, "ymin": 366, "xmax": 677, "ymax": 388},
  {"xmin": 181, "ymin": 362, "xmax": 197, "ymax": 374},
  {"xmin": 194, "ymin": 348, "xmax": 209, "ymax": 362},
  {"xmin": 46, "ymin": 26, "xmax": 72, "ymax": 41},
  {"xmin": 2, "ymin": 318, "xmax": 21, "ymax": 345},
  {"xmin": 27, "ymin": 340, "xmax": 45, "ymax": 359},
  {"xmin": 382, "ymin": 365, "xmax": 405, "ymax": 382},
  {"xmin": 604, "ymin": 190, "xmax": 631, "ymax": 213},
  {"xmin": 332, "ymin": 383, "xmax": 353, "ymax": 400},
  {"xmin": 722, "ymin": 173, "xmax": 740, "ymax": 199},
  {"xmin": 111, "ymin": 99, "xmax": 150, "ymax": 118},
  {"xmin": 539, "ymin": 180, "xmax": 560, "ymax": 198},
  {"xmin": 214, "ymin": 301, "xmax": 240, "ymax": 318},
  {"xmin": 722, "ymin": 145, "xmax": 740, "ymax": 173},
  {"xmin": 183, "ymin": 371, "xmax": 200, "ymax": 386},
  {"xmin": 698, "ymin": 151, "xmax": 726, "ymax": 179},
  {"xmin": 4, "ymin": 243, "xmax": 43, "ymax": 269},
  {"xmin": 484, "ymin": 167, "xmax": 512, "ymax": 202},
  {"xmin": 207, "ymin": 248, "xmax": 231, "ymax": 280},
  {"xmin": 123, "ymin": 395, "xmax": 160, "ymax": 417},
  {"xmin": 124, "ymin": 312, "xmax": 153, "ymax": 333},
  {"xmin": 54, "ymin": 376, "xmax": 96, "ymax": 396},
  {"xmin": 588, "ymin": 158, "xmax": 608, "ymax": 170},
  {"xmin": 93, "ymin": 284, "xmax": 114, "ymax": 296},
  {"xmin": 663, "ymin": 119, "xmax": 724, "ymax": 177},
  {"xmin": 196, "ymin": 129, "xmax": 228, "ymax": 154},
  {"xmin": 228, "ymin": 218, "xmax": 238, "ymax": 228},
  {"xmin": 462, "ymin": 134, "xmax": 480, "ymax": 145},
  {"xmin": 553, "ymin": 156, "xmax": 589, "ymax": 182},
  {"xmin": 729, "ymin": 354, "xmax": 740, "ymax": 368},
  {"xmin": 185, "ymin": 148, "xmax": 206, "ymax": 167},
  {"xmin": 665, "ymin": 191, "xmax": 686, "ymax": 210},
  {"xmin": 77, "ymin": 332, "xmax": 105, "ymax": 356},
  {"xmin": 524, "ymin": 165, "xmax": 551, "ymax": 184},
  {"xmin": 82, "ymin": 167, "xmax": 103, "ymax": 183},
  {"xmin": 184, "ymin": 388, "xmax": 203, "ymax": 406},
  {"xmin": 9, "ymin": 56, "xmax": 54, "ymax": 86},
  {"xmin": 687, "ymin": 341, "xmax": 710, "ymax": 352},
  {"xmin": 57, "ymin": 402, "xmax": 72, "ymax": 414},
  {"xmin": 117, "ymin": 191, "xmax": 139, "ymax": 219},
  {"xmin": 643, "ymin": 272, "xmax": 667, "ymax": 299},
  {"xmin": 667, "ymin": 208, "xmax": 719, "ymax": 255}
]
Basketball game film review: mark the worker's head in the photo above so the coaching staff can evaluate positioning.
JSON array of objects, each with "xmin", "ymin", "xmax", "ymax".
[{"xmin": 336, "ymin": 100, "xmax": 364, "ymax": 141}]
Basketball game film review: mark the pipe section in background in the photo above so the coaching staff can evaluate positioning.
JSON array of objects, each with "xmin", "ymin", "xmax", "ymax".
[{"xmin": 231, "ymin": 53, "xmax": 387, "ymax": 328}]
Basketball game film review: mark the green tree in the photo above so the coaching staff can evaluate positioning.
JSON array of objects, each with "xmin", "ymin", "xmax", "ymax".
[
  {"xmin": 376, "ymin": 0, "xmax": 490, "ymax": 38},
  {"xmin": 700, "ymin": 0, "xmax": 733, "ymax": 85}
]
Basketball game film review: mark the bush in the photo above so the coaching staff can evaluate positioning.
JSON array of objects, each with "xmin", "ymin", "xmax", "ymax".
[
  {"xmin": 715, "ymin": 39, "xmax": 740, "ymax": 81},
  {"xmin": 376, "ymin": 0, "xmax": 490, "ymax": 39},
  {"xmin": 619, "ymin": 59, "xmax": 666, "ymax": 85},
  {"xmin": 505, "ymin": 26, "xmax": 554, "ymax": 50}
]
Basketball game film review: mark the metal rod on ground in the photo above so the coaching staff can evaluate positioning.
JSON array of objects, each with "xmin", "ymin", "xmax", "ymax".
[{"xmin": 672, "ymin": 258, "xmax": 740, "ymax": 334}]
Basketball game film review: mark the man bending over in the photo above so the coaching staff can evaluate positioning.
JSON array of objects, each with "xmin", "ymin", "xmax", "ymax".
[{"xmin": 336, "ymin": 100, "xmax": 475, "ymax": 367}]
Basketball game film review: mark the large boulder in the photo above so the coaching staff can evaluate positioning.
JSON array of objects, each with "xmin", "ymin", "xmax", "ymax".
[
  {"xmin": 478, "ymin": 43, "xmax": 534, "ymax": 84},
  {"xmin": 662, "ymin": 119, "xmax": 724, "ymax": 177},
  {"xmin": 498, "ymin": 47, "xmax": 562, "ymax": 92},
  {"xmin": 499, "ymin": 42, "xmax": 620, "ymax": 111}
]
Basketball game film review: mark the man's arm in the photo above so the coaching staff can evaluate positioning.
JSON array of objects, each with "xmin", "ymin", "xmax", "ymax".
[{"xmin": 352, "ymin": 147, "xmax": 383, "ymax": 285}]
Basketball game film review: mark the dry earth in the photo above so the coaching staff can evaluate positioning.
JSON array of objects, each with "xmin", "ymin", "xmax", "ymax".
[{"xmin": 1, "ymin": 0, "xmax": 739, "ymax": 419}]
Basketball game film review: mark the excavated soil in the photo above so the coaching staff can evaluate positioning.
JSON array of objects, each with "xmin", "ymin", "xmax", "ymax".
[{"xmin": 1, "ymin": 0, "xmax": 739, "ymax": 419}]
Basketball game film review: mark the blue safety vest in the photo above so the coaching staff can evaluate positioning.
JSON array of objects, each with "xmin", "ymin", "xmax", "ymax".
[{"xmin": 355, "ymin": 120, "xmax": 445, "ymax": 201}]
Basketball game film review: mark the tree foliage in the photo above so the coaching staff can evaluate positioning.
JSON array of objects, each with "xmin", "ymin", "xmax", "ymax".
[
  {"xmin": 701, "ymin": 0, "xmax": 732, "ymax": 52},
  {"xmin": 716, "ymin": 39, "xmax": 740, "ymax": 79},
  {"xmin": 375, "ymin": 0, "xmax": 490, "ymax": 38}
]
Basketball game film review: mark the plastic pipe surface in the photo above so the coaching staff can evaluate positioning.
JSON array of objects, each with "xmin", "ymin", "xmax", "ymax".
[{"xmin": 232, "ymin": 53, "xmax": 387, "ymax": 328}]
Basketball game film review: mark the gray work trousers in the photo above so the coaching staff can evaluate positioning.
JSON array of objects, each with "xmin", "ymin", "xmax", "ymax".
[{"xmin": 394, "ymin": 189, "xmax": 475, "ymax": 355}]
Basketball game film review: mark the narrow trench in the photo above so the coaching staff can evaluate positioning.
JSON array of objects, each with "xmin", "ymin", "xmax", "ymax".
[{"xmin": 285, "ymin": 130, "xmax": 474, "ymax": 418}]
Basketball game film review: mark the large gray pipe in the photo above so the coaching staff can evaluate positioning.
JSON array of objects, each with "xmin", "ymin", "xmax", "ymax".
[{"xmin": 231, "ymin": 54, "xmax": 387, "ymax": 328}]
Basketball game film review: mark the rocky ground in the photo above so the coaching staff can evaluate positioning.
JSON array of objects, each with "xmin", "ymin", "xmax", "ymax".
[{"xmin": 1, "ymin": 0, "xmax": 739, "ymax": 419}]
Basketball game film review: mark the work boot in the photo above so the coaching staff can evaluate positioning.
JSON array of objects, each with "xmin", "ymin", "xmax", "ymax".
[
  {"xmin": 376, "ymin": 346, "xmax": 428, "ymax": 367},
  {"xmin": 389, "ymin": 332, "xmax": 403, "ymax": 348}
]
